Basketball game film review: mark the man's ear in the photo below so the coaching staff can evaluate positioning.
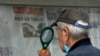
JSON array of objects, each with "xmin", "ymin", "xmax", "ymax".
[{"xmin": 62, "ymin": 27, "xmax": 69, "ymax": 44}]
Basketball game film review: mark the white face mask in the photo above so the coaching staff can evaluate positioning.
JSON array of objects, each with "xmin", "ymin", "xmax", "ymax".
[{"xmin": 64, "ymin": 45, "xmax": 70, "ymax": 53}]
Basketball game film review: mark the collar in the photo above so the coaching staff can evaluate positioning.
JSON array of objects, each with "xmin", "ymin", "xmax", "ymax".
[{"xmin": 69, "ymin": 38, "xmax": 92, "ymax": 52}]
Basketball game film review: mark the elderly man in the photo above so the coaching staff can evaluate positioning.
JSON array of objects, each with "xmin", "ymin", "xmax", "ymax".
[{"xmin": 38, "ymin": 8, "xmax": 100, "ymax": 56}]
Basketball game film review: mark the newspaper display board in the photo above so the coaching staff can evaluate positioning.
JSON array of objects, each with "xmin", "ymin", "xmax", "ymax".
[{"xmin": 0, "ymin": 6, "xmax": 100, "ymax": 56}]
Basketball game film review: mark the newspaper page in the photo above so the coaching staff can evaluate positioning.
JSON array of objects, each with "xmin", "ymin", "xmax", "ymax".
[{"xmin": 13, "ymin": 6, "xmax": 46, "ymax": 56}]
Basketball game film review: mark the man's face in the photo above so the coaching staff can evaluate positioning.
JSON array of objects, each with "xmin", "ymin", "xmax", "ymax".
[{"xmin": 56, "ymin": 27, "xmax": 65, "ymax": 52}]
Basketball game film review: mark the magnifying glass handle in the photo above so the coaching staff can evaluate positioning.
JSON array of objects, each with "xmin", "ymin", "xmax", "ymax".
[{"xmin": 41, "ymin": 49, "xmax": 47, "ymax": 54}]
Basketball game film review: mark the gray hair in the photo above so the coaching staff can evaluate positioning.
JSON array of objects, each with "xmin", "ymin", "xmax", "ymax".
[{"xmin": 57, "ymin": 22, "xmax": 88, "ymax": 38}]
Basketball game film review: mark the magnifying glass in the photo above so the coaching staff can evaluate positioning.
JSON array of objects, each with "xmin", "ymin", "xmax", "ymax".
[{"xmin": 40, "ymin": 27, "xmax": 54, "ymax": 54}]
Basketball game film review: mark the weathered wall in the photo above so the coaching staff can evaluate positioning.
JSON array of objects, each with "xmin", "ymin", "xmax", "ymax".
[{"xmin": 0, "ymin": 0, "xmax": 100, "ymax": 7}]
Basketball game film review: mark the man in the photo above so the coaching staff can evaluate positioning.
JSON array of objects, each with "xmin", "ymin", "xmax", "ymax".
[{"xmin": 38, "ymin": 8, "xmax": 100, "ymax": 56}]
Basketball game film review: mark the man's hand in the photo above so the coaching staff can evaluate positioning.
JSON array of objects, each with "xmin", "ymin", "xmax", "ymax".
[{"xmin": 38, "ymin": 50, "xmax": 51, "ymax": 56}]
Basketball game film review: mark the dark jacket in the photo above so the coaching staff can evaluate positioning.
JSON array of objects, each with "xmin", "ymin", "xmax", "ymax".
[{"xmin": 66, "ymin": 38, "xmax": 100, "ymax": 56}]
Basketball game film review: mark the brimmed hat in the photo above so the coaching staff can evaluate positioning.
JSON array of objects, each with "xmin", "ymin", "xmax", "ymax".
[{"xmin": 50, "ymin": 8, "xmax": 92, "ymax": 29}]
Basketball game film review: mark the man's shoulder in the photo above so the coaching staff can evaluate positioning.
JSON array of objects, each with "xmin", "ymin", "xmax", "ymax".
[{"xmin": 67, "ymin": 45, "xmax": 100, "ymax": 56}]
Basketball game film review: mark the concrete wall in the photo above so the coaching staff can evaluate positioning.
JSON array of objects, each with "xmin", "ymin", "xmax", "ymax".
[{"xmin": 0, "ymin": 0, "xmax": 100, "ymax": 7}]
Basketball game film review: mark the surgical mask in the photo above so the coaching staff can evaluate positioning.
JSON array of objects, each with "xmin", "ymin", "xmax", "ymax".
[{"xmin": 64, "ymin": 45, "xmax": 70, "ymax": 53}]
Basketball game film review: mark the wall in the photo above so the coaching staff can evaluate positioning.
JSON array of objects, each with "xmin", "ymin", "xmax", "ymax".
[{"xmin": 0, "ymin": 0, "xmax": 100, "ymax": 7}]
